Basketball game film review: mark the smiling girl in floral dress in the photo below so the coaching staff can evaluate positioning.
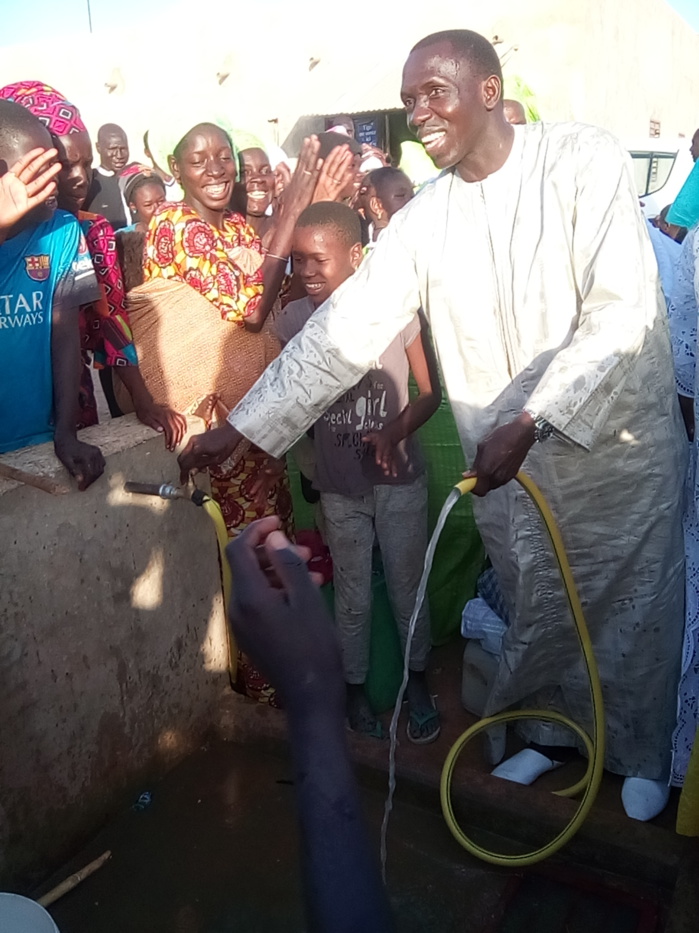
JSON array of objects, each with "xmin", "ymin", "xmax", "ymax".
[{"xmin": 143, "ymin": 119, "xmax": 321, "ymax": 704}]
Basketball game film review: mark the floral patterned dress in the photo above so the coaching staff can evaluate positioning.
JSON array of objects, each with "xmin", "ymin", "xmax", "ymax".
[
  {"xmin": 144, "ymin": 203, "xmax": 265, "ymax": 321},
  {"xmin": 144, "ymin": 202, "xmax": 292, "ymax": 705}
]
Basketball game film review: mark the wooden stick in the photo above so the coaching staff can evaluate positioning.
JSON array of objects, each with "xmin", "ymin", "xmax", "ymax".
[
  {"xmin": 0, "ymin": 462, "xmax": 71, "ymax": 496},
  {"xmin": 37, "ymin": 850, "xmax": 111, "ymax": 907}
]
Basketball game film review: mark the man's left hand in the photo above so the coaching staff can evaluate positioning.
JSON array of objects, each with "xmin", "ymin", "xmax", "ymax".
[{"xmin": 465, "ymin": 411, "xmax": 536, "ymax": 496}]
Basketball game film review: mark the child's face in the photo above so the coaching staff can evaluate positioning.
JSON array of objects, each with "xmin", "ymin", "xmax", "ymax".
[
  {"xmin": 292, "ymin": 225, "xmax": 362, "ymax": 307},
  {"xmin": 379, "ymin": 174, "xmax": 414, "ymax": 219},
  {"xmin": 131, "ymin": 181, "xmax": 166, "ymax": 226},
  {"xmin": 241, "ymin": 147, "xmax": 275, "ymax": 217},
  {"xmin": 330, "ymin": 151, "xmax": 362, "ymax": 201}
]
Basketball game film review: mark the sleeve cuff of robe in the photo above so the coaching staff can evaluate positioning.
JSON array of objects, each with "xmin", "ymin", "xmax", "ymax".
[{"xmin": 526, "ymin": 338, "xmax": 647, "ymax": 452}]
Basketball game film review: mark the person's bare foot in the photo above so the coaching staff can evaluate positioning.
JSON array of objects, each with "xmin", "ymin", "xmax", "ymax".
[{"xmin": 346, "ymin": 683, "xmax": 383, "ymax": 738}]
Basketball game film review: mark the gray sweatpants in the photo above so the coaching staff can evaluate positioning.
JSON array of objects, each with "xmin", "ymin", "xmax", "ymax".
[{"xmin": 321, "ymin": 476, "xmax": 431, "ymax": 684}]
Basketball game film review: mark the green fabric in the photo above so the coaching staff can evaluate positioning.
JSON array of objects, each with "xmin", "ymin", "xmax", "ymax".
[
  {"xmin": 503, "ymin": 74, "xmax": 541, "ymax": 122},
  {"xmin": 234, "ymin": 131, "xmax": 266, "ymax": 155},
  {"xmin": 147, "ymin": 109, "xmax": 239, "ymax": 176},
  {"xmin": 398, "ymin": 140, "xmax": 438, "ymax": 187},
  {"xmin": 287, "ymin": 459, "xmax": 315, "ymax": 530},
  {"xmin": 416, "ymin": 392, "xmax": 485, "ymax": 645}
]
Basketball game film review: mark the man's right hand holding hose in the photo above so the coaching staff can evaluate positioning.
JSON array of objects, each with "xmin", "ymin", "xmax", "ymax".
[{"xmin": 177, "ymin": 422, "xmax": 242, "ymax": 483}]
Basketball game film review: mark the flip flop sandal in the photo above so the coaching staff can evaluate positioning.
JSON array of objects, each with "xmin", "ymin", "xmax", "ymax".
[
  {"xmin": 406, "ymin": 702, "xmax": 441, "ymax": 745},
  {"xmin": 346, "ymin": 719, "xmax": 385, "ymax": 740},
  {"xmin": 346, "ymin": 705, "xmax": 385, "ymax": 740}
]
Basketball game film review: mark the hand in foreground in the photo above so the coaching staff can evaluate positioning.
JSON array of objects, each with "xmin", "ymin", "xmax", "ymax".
[
  {"xmin": 465, "ymin": 412, "xmax": 536, "ymax": 496},
  {"xmin": 276, "ymin": 136, "xmax": 322, "ymax": 218},
  {"xmin": 312, "ymin": 144, "xmax": 356, "ymax": 203},
  {"xmin": 54, "ymin": 435, "xmax": 105, "ymax": 491},
  {"xmin": 249, "ymin": 456, "xmax": 287, "ymax": 512},
  {"xmin": 178, "ymin": 422, "xmax": 240, "ymax": 483},
  {"xmin": 0, "ymin": 147, "xmax": 60, "ymax": 231},
  {"xmin": 362, "ymin": 426, "xmax": 402, "ymax": 478},
  {"xmin": 134, "ymin": 400, "xmax": 188, "ymax": 451},
  {"xmin": 227, "ymin": 517, "xmax": 343, "ymax": 713}
]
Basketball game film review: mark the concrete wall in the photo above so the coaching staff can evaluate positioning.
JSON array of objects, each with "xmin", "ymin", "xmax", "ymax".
[
  {"xmin": 1, "ymin": 0, "xmax": 697, "ymax": 160},
  {"xmin": 0, "ymin": 417, "xmax": 230, "ymax": 889},
  {"xmin": 488, "ymin": 0, "xmax": 699, "ymax": 138}
]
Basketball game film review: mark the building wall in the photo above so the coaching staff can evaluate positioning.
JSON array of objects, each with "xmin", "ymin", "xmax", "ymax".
[
  {"xmin": 0, "ymin": 0, "xmax": 696, "ymax": 161},
  {"xmin": 491, "ymin": 0, "xmax": 699, "ymax": 137},
  {"xmin": 0, "ymin": 418, "xmax": 230, "ymax": 888}
]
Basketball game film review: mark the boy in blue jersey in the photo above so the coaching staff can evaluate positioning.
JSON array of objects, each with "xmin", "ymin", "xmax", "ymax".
[{"xmin": 0, "ymin": 100, "xmax": 104, "ymax": 489}]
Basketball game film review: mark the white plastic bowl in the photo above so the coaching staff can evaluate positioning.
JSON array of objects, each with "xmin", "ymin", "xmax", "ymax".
[{"xmin": 0, "ymin": 893, "xmax": 60, "ymax": 932}]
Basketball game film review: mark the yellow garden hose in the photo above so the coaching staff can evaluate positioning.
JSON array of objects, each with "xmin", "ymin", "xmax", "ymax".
[
  {"xmin": 201, "ymin": 496, "xmax": 238, "ymax": 682},
  {"xmin": 440, "ymin": 472, "xmax": 606, "ymax": 866},
  {"xmin": 127, "ymin": 472, "xmax": 605, "ymax": 867}
]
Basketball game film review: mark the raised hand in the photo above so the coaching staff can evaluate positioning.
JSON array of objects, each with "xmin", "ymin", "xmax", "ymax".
[
  {"xmin": 312, "ymin": 144, "xmax": 356, "ymax": 203},
  {"xmin": 0, "ymin": 148, "xmax": 60, "ymax": 233},
  {"xmin": 360, "ymin": 143, "xmax": 390, "ymax": 166},
  {"xmin": 275, "ymin": 136, "xmax": 322, "ymax": 219}
]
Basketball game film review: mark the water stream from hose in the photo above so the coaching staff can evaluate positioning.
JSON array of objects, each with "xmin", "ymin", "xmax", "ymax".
[{"xmin": 379, "ymin": 486, "xmax": 462, "ymax": 879}]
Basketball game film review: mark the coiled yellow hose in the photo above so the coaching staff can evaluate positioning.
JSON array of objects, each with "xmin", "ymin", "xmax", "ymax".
[
  {"xmin": 440, "ymin": 472, "xmax": 605, "ymax": 866},
  {"xmin": 197, "ymin": 471, "xmax": 604, "ymax": 865}
]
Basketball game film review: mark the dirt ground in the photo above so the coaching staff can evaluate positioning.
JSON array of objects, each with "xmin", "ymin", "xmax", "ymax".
[
  {"xmin": 43, "ymin": 740, "xmax": 512, "ymax": 933},
  {"xmin": 39, "ymin": 638, "xmax": 678, "ymax": 932}
]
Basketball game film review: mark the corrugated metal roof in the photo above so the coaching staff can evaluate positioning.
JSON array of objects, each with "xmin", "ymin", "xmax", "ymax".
[{"xmin": 295, "ymin": 53, "xmax": 405, "ymax": 118}]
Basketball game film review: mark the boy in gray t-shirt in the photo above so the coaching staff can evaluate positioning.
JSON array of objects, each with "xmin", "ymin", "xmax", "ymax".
[{"xmin": 275, "ymin": 202, "xmax": 441, "ymax": 742}]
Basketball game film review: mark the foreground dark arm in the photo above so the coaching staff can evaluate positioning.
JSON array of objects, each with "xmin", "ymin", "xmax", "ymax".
[{"xmin": 227, "ymin": 518, "xmax": 395, "ymax": 933}]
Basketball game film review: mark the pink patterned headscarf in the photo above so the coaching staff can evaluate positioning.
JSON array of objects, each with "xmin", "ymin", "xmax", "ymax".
[{"xmin": 0, "ymin": 80, "xmax": 87, "ymax": 137}]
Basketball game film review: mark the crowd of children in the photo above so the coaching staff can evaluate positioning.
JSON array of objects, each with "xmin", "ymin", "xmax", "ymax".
[{"xmin": 0, "ymin": 85, "xmax": 447, "ymax": 741}]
